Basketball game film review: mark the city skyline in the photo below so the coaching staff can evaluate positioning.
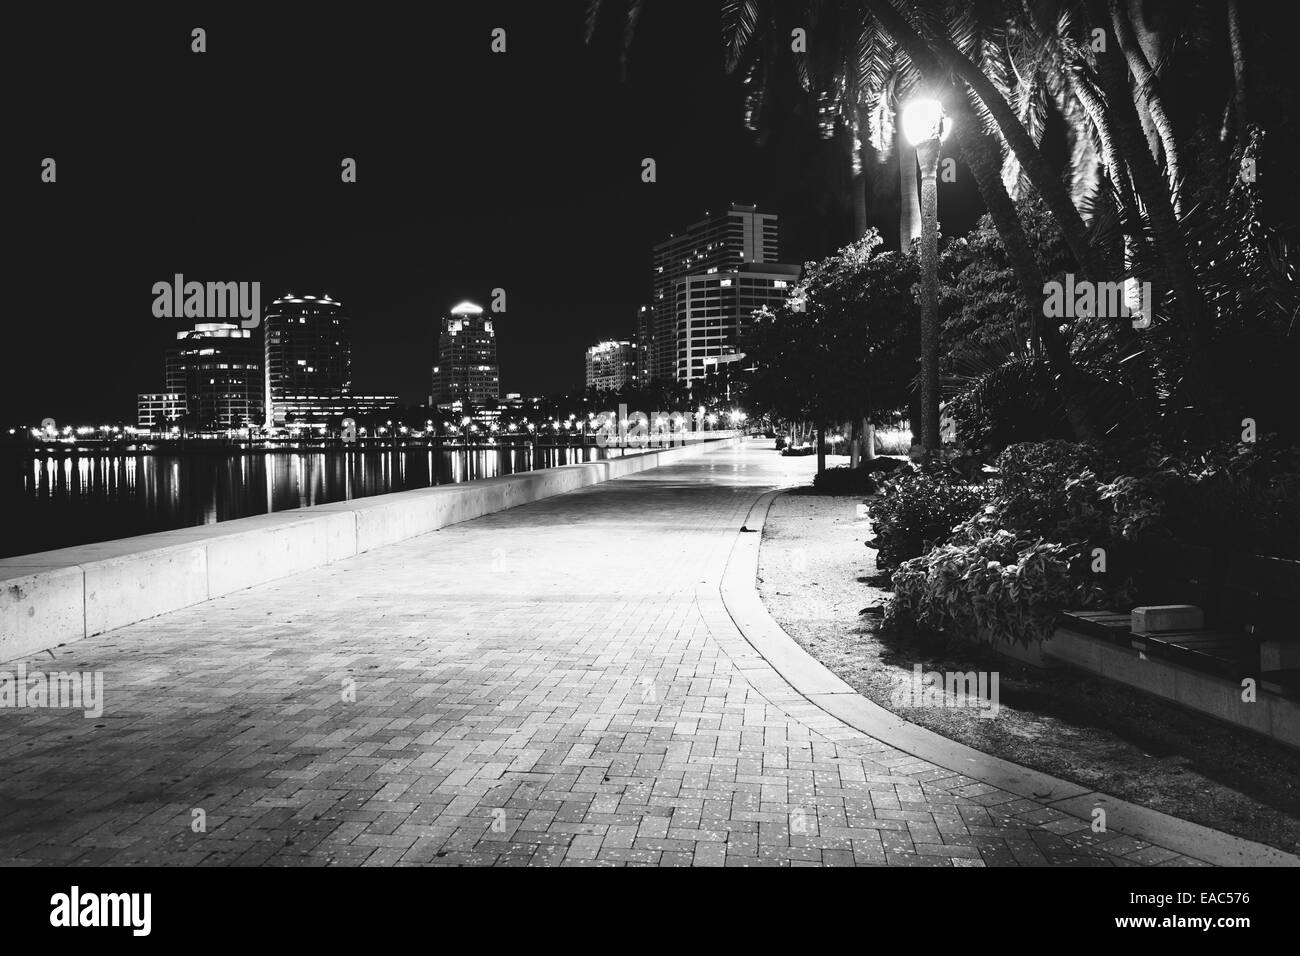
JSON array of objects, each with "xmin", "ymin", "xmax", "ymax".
[
  {"xmin": 55, "ymin": 199, "xmax": 809, "ymax": 433},
  {"xmin": 131, "ymin": 202, "xmax": 800, "ymax": 431}
]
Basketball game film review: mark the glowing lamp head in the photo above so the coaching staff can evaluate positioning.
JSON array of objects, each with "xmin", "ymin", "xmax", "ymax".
[{"xmin": 902, "ymin": 98, "xmax": 950, "ymax": 147}]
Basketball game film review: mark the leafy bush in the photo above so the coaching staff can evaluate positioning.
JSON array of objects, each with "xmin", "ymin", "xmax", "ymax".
[
  {"xmin": 980, "ymin": 440, "xmax": 1112, "ymax": 544},
  {"xmin": 880, "ymin": 437, "xmax": 1300, "ymax": 647},
  {"xmin": 867, "ymin": 462, "xmax": 983, "ymax": 569},
  {"xmin": 882, "ymin": 440, "xmax": 1132, "ymax": 646},
  {"xmin": 1100, "ymin": 436, "xmax": 1300, "ymax": 558},
  {"xmin": 1179, "ymin": 474, "xmax": 1300, "ymax": 559},
  {"xmin": 946, "ymin": 356, "xmax": 1077, "ymax": 449},
  {"xmin": 812, "ymin": 466, "xmax": 878, "ymax": 495},
  {"xmin": 886, "ymin": 530, "xmax": 1115, "ymax": 647},
  {"xmin": 860, "ymin": 455, "xmax": 909, "ymax": 474}
]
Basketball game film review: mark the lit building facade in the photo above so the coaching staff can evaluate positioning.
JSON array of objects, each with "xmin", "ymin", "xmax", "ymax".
[
  {"xmin": 159, "ymin": 322, "xmax": 263, "ymax": 429},
  {"xmin": 634, "ymin": 305, "xmax": 654, "ymax": 384},
  {"xmin": 136, "ymin": 393, "xmax": 185, "ymax": 430},
  {"xmin": 431, "ymin": 301, "xmax": 500, "ymax": 408},
  {"xmin": 263, "ymin": 294, "xmax": 351, "ymax": 426},
  {"xmin": 672, "ymin": 264, "xmax": 800, "ymax": 385},
  {"xmin": 585, "ymin": 340, "xmax": 636, "ymax": 391},
  {"xmin": 270, "ymin": 394, "xmax": 399, "ymax": 426},
  {"xmin": 649, "ymin": 204, "xmax": 782, "ymax": 382}
]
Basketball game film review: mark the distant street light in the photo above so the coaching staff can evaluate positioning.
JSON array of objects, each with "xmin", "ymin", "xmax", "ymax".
[{"xmin": 902, "ymin": 97, "xmax": 950, "ymax": 455}]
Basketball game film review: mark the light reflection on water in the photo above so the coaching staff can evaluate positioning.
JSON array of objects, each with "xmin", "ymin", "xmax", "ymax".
[{"xmin": 2, "ymin": 445, "xmax": 619, "ymax": 558}]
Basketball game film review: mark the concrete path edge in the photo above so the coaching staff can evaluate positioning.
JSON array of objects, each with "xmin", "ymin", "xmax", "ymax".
[{"xmin": 719, "ymin": 489, "xmax": 1299, "ymax": 868}]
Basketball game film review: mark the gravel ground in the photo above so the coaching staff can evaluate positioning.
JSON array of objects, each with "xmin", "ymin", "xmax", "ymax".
[{"xmin": 757, "ymin": 489, "xmax": 1300, "ymax": 854}]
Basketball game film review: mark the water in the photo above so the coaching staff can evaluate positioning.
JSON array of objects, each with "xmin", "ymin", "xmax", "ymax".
[{"xmin": 0, "ymin": 444, "xmax": 624, "ymax": 558}]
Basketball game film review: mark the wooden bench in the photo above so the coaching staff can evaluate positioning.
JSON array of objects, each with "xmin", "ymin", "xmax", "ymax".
[
  {"xmin": 1224, "ymin": 551, "xmax": 1300, "ymax": 696},
  {"xmin": 1058, "ymin": 538, "xmax": 1300, "ymax": 697}
]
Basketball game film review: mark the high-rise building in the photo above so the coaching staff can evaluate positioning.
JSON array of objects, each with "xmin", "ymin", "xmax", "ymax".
[
  {"xmin": 263, "ymin": 294, "xmax": 351, "ymax": 426},
  {"xmin": 634, "ymin": 305, "xmax": 654, "ymax": 384},
  {"xmin": 585, "ymin": 340, "xmax": 636, "ymax": 391},
  {"xmin": 159, "ymin": 322, "xmax": 264, "ymax": 429},
  {"xmin": 672, "ymin": 264, "xmax": 801, "ymax": 385},
  {"xmin": 648, "ymin": 204, "xmax": 796, "ymax": 384},
  {"xmin": 432, "ymin": 301, "xmax": 500, "ymax": 408}
]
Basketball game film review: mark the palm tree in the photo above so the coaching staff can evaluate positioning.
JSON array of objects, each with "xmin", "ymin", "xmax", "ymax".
[
  {"xmin": 585, "ymin": 0, "xmax": 1269, "ymax": 437},
  {"xmin": 1109, "ymin": 0, "xmax": 1183, "ymax": 215}
]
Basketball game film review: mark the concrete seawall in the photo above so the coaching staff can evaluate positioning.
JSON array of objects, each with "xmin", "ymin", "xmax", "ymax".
[{"xmin": 0, "ymin": 437, "xmax": 740, "ymax": 663}]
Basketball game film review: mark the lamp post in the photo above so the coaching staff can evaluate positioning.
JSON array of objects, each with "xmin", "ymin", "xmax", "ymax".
[
  {"xmin": 461, "ymin": 415, "xmax": 472, "ymax": 480},
  {"xmin": 902, "ymin": 97, "xmax": 950, "ymax": 456}
]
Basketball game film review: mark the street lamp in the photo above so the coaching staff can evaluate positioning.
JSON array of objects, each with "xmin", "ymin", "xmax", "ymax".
[
  {"xmin": 460, "ymin": 415, "xmax": 473, "ymax": 476},
  {"xmin": 902, "ymin": 96, "xmax": 950, "ymax": 455}
]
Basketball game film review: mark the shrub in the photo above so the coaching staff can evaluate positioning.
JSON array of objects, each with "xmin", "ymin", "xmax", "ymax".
[
  {"xmin": 946, "ymin": 358, "xmax": 1077, "ymax": 448},
  {"xmin": 867, "ymin": 462, "xmax": 984, "ymax": 569},
  {"xmin": 882, "ymin": 440, "xmax": 1134, "ymax": 646},
  {"xmin": 860, "ymin": 455, "xmax": 909, "ymax": 474},
  {"xmin": 881, "ymin": 437, "xmax": 1299, "ymax": 646},
  {"xmin": 886, "ymin": 530, "xmax": 1115, "ymax": 647},
  {"xmin": 812, "ymin": 466, "xmax": 878, "ymax": 495},
  {"xmin": 981, "ymin": 440, "xmax": 1111, "ymax": 543},
  {"xmin": 1100, "ymin": 437, "xmax": 1300, "ymax": 558}
]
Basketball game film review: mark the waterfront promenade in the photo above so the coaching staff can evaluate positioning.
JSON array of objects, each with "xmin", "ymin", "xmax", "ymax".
[{"xmin": 0, "ymin": 441, "xmax": 1262, "ymax": 866}]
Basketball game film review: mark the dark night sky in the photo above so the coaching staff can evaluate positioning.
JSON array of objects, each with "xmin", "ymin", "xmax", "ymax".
[{"xmin": 8, "ymin": 2, "xmax": 982, "ymax": 423}]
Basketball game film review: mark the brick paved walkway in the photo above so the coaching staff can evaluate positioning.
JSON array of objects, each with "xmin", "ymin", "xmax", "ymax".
[{"xmin": 0, "ymin": 442, "xmax": 1210, "ymax": 866}]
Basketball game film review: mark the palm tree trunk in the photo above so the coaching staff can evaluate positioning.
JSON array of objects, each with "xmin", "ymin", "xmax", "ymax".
[
  {"xmin": 851, "ymin": 168, "xmax": 869, "ymax": 240},
  {"xmin": 917, "ymin": 146, "xmax": 941, "ymax": 453},
  {"xmin": 1088, "ymin": 0, "xmax": 1207, "ymax": 349},
  {"xmin": 1228, "ymin": 0, "xmax": 1249, "ymax": 145},
  {"xmin": 949, "ymin": 91, "xmax": 1097, "ymax": 441},
  {"xmin": 1019, "ymin": 0, "xmax": 1144, "ymax": 239},
  {"xmin": 1067, "ymin": 64, "xmax": 1142, "ymax": 235},
  {"xmin": 1110, "ymin": 0, "xmax": 1183, "ymax": 216}
]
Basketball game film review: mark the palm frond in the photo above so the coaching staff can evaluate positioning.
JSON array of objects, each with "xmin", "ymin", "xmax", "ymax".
[{"xmin": 722, "ymin": 0, "xmax": 762, "ymax": 74}]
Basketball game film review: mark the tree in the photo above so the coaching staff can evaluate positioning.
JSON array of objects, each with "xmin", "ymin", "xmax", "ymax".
[
  {"xmin": 587, "ymin": 0, "xmax": 1297, "ymax": 443},
  {"xmin": 747, "ymin": 232, "xmax": 918, "ymax": 470}
]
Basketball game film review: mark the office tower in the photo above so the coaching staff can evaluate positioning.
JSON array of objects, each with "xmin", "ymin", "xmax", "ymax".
[
  {"xmin": 634, "ymin": 305, "xmax": 653, "ymax": 385},
  {"xmin": 672, "ymin": 263, "xmax": 801, "ymax": 385},
  {"xmin": 649, "ymin": 204, "xmax": 792, "ymax": 383},
  {"xmin": 585, "ymin": 340, "xmax": 636, "ymax": 391},
  {"xmin": 262, "ymin": 294, "xmax": 352, "ymax": 427},
  {"xmin": 431, "ymin": 301, "xmax": 500, "ymax": 408},
  {"xmin": 161, "ymin": 322, "xmax": 264, "ymax": 429}
]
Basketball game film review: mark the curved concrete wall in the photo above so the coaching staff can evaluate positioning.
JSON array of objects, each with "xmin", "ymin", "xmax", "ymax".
[{"xmin": 0, "ymin": 437, "xmax": 740, "ymax": 663}]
